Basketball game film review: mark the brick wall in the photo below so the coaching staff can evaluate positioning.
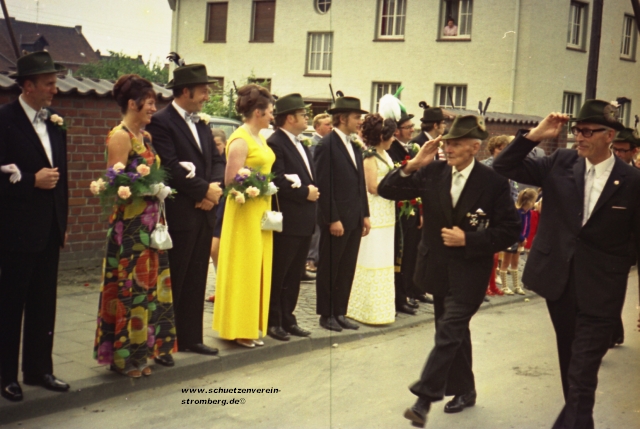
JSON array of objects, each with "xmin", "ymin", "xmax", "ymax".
[{"xmin": 0, "ymin": 90, "xmax": 168, "ymax": 269}]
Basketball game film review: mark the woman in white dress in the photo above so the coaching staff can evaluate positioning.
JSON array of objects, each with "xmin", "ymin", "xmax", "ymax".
[{"xmin": 347, "ymin": 114, "xmax": 397, "ymax": 325}]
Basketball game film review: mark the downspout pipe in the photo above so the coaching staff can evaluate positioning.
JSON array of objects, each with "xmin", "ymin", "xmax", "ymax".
[{"xmin": 510, "ymin": 0, "xmax": 521, "ymax": 114}]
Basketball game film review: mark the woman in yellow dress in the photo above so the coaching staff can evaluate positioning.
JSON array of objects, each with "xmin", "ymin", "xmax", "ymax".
[{"xmin": 213, "ymin": 84, "xmax": 275, "ymax": 348}]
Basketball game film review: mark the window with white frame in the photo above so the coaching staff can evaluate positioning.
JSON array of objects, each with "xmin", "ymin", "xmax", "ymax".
[
  {"xmin": 377, "ymin": 0, "xmax": 407, "ymax": 39},
  {"xmin": 618, "ymin": 100, "xmax": 631, "ymax": 127},
  {"xmin": 372, "ymin": 82, "xmax": 401, "ymax": 112},
  {"xmin": 562, "ymin": 92, "xmax": 581, "ymax": 118},
  {"xmin": 620, "ymin": 15, "xmax": 638, "ymax": 60},
  {"xmin": 307, "ymin": 33, "xmax": 333, "ymax": 75},
  {"xmin": 567, "ymin": 2, "xmax": 587, "ymax": 49},
  {"xmin": 315, "ymin": 0, "xmax": 331, "ymax": 14},
  {"xmin": 435, "ymin": 84, "xmax": 467, "ymax": 109},
  {"xmin": 440, "ymin": 0, "xmax": 473, "ymax": 38}
]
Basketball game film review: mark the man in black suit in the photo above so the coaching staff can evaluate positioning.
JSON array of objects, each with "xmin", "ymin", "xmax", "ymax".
[
  {"xmin": 266, "ymin": 94, "xmax": 319, "ymax": 341},
  {"xmin": 314, "ymin": 95, "xmax": 371, "ymax": 332},
  {"xmin": 378, "ymin": 115, "xmax": 520, "ymax": 428},
  {"xmin": 410, "ymin": 102, "xmax": 446, "ymax": 159},
  {"xmin": 0, "ymin": 52, "xmax": 70, "ymax": 402},
  {"xmin": 146, "ymin": 59, "xmax": 225, "ymax": 363},
  {"xmin": 493, "ymin": 100, "xmax": 640, "ymax": 429},
  {"xmin": 386, "ymin": 111, "xmax": 423, "ymax": 315}
]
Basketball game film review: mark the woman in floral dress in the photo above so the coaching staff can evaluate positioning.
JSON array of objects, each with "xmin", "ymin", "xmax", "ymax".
[{"xmin": 94, "ymin": 75, "xmax": 176, "ymax": 377}]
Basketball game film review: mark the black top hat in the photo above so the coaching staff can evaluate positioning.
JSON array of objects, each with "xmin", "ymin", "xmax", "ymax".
[
  {"xmin": 327, "ymin": 93, "xmax": 368, "ymax": 115},
  {"xmin": 418, "ymin": 101, "xmax": 444, "ymax": 123},
  {"xmin": 613, "ymin": 127, "xmax": 640, "ymax": 148},
  {"xmin": 571, "ymin": 99, "xmax": 625, "ymax": 131},
  {"xmin": 9, "ymin": 51, "xmax": 66, "ymax": 78},
  {"xmin": 274, "ymin": 93, "xmax": 311, "ymax": 116},
  {"xmin": 441, "ymin": 115, "xmax": 489, "ymax": 141}
]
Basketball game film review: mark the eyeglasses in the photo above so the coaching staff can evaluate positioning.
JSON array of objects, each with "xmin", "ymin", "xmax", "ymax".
[
  {"xmin": 570, "ymin": 127, "xmax": 607, "ymax": 138},
  {"xmin": 612, "ymin": 147, "xmax": 632, "ymax": 154},
  {"xmin": 399, "ymin": 125, "xmax": 414, "ymax": 130}
]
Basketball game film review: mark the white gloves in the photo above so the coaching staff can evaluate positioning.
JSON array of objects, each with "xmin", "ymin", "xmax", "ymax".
[
  {"xmin": 1, "ymin": 164, "xmax": 22, "ymax": 183},
  {"xmin": 284, "ymin": 174, "xmax": 301, "ymax": 189},
  {"xmin": 179, "ymin": 162, "xmax": 196, "ymax": 179}
]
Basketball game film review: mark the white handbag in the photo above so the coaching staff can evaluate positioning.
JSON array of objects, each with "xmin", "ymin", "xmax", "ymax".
[
  {"xmin": 261, "ymin": 194, "xmax": 283, "ymax": 232},
  {"xmin": 150, "ymin": 202, "xmax": 173, "ymax": 250}
]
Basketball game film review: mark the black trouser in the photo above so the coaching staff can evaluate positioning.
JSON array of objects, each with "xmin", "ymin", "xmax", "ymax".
[
  {"xmin": 547, "ymin": 276, "xmax": 617, "ymax": 429},
  {"xmin": 410, "ymin": 294, "xmax": 480, "ymax": 400},
  {"xmin": 168, "ymin": 215, "xmax": 213, "ymax": 348},
  {"xmin": 0, "ymin": 225, "xmax": 60, "ymax": 382},
  {"xmin": 315, "ymin": 226, "xmax": 361, "ymax": 317},
  {"xmin": 269, "ymin": 234, "xmax": 311, "ymax": 328}
]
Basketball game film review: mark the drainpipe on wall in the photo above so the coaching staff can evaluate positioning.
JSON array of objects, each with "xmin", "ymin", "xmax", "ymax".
[
  {"xmin": 631, "ymin": 0, "xmax": 640, "ymax": 35},
  {"xmin": 509, "ymin": 0, "xmax": 521, "ymax": 114},
  {"xmin": 171, "ymin": 0, "xmax": 180, "ymax": 65}
]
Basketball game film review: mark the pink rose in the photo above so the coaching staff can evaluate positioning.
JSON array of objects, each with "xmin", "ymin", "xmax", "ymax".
[
  {"xmin": 237, "ymin": 168, "xmax": 251, "ymax": 178},
  {"xmin": 117, "ymin": 186, "xmax": 131, "ymax": 199},
  {"xmin": 235, "ymin": 193, "xmax": 246, "ymax": 204},
  {"xmin": 113, "ymin": 162, "xmax": 126, "ymax": 172},
  {"xmin": 136, "ymin": 164, "xmax": 151, "ymax": 176},
  {"xmin": 90, "ymin": 181, "xmax": 101, "ymax": 195}
]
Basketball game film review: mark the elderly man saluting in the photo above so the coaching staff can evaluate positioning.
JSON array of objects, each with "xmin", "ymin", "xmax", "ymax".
[
  {"xmin": 493, "ymin": 100, "xmax": 640, "ymax": 429},
  {"xmin": 378, "ymin": 115, "xmax": 520, "ymax": 428}
]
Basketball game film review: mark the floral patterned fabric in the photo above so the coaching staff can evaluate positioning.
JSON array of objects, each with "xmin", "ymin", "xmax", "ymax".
[
  {"xmin": 94, "ymin": 124, "xmax": 176, "ymax": 369},
  {"xmin": 347, "ymin": 151, "xmax": 396, "ymax": 325}
]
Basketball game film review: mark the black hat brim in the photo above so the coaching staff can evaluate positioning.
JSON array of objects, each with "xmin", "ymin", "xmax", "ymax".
[
  {"xmin": 327, "ymin": 107, "xmax": 369, "ymax": 115},
  {"xmin": 570, "ymin": 116, "xmax": 625, "ymax": 132},
  {"xmin": 165, "ymin": 76, "xmax": 221, "ymax": 90}
]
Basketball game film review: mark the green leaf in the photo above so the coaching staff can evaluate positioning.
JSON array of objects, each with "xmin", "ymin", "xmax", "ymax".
[
  {"xmin": 132, "ymin": 295, "xmax": 146, "ymax": 305},
  {"xmin": 115, "ymin": 349, "xmax": 130, "ymax": 358},
  {"xmin": 148, "ymin": 302, "xmax": 157, "ymax": 312},
  {"xmin": 155, "ymin": 324, "xmax": 161, "ymax": 335},
  {"xmin": 132, "ymin": 243, "xmax": 146, "ymax": 252},
  {"xmin": 107, "ymin": 257, "xmax": 119, "ymax": 268},
  {"xmin": 139, "ymin": 230, "xmax": 150, "ymax": 246}
]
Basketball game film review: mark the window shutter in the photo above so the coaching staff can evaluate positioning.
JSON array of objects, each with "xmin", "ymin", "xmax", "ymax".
[
  {"xmin": 207, "ymin": 3, "xmax": 228, "ymax": 42},
  {"xmin": 253, "ymin": 1, "xmax": 276, "ymax": 42}
]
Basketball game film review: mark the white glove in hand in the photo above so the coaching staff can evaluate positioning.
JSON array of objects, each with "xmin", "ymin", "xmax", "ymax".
[
  {"xmin": 284, "ymin": 174, "xmax": 301, "ymax": 189},
  {"xmin": 1, "ymin": 164, "xmax": 22, "ymax": 183},
  {"xmin": 179, "ymin": 162, "xmax": 196, "ymax": 179}
]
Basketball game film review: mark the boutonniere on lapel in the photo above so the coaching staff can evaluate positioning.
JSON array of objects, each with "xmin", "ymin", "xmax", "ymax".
[
  {"xmin": 409, "ymin": 143, "xmax": 420, "ymax": 157},
  {"xmin": 467, "ymin": 208, "xmax": 490, "ymax": 230},
  {"xmin": 49, "ymin": 113, "xmax": 67, "ymax": 131},
  {"xmin": 300, "ymin": 138, "xmax": 313, "ymax": 147},
  {"xmin": 196, "ymin": 112, "xmax": 211, "ymax": 125},
  {"xmin": 350, "ymin": 134, "xmax": 366, "ymax": 151}
]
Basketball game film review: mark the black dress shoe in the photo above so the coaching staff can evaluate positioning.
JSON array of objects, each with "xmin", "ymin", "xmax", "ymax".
[
  {"xmin": 397, "ymin": 303, "xmax": 418, "ymax": 315},
  {"xmin": 403, "ymin": 397, "xmax": 430, "ymax": 428},
  {"xmin": 1, "ymin": 382, "xmax": 23, "ymax": 402},
  {"xmin": 154, "ymin": 354, "xmax": 175, "ymax": 367},
  {"xmin": 267, "ymin": 326, "xmax": 290, "ymax": 341},
  {"xmin": 336, "ymin": 315, "xmax": 359, "ymax": 330},
  {"xmin": 319, "ymin": 316, "xmax": 342, "ymax": 332},
  {"xmin": 285, "ymin": 324, "xmax": 311, "ymax": 337},
  {"xmin": 444, "ymin": 390, "xmax": 476, "ymax": 413},
  {"xmin": 406, "ymin": 298, "xmax": 419, "ymax": 309},
  {"xmin": 23, "ymin": 374, "xmax": 69, "ymax": 392},
  {"xmin": 181, "ymin": 343, "xmax": 219, "ymax": 355},
  {"xmin": 416, "ymin": 293, "xmax": 434, "ymax": 304}
]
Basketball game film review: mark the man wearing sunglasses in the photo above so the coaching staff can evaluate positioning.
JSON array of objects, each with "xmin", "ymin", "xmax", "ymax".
[{"xmin": 493, "ymin": 100, "xmax": 640, "ymax": 429}]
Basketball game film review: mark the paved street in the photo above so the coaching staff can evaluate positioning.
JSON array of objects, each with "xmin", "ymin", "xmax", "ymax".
[{"xmin": 3, "ymin": 273, "xmax": 638, "ymax": 429}]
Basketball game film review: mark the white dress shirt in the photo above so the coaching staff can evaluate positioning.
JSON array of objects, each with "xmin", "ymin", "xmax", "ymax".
[
  {"xmin": 282, "ymin": 128, "xmax": 313, "ymax": 179},
  {"xmin": 19, "ymin": 95, "xmax": 54, "ymax": 166},
  {"xmin": 172, "ymin": 101, "xmax": 202, "ymax": 151},
  {"xmin": 583, "ymin": 153, "xmax": 615, "ymax": 223},
  {"xmin": 334, "ymin": 127, "xmax": 357, "ymax": 169},
  {"xmin": 451, "ymin": 158, "xmax": 475, "ymax": 207}
]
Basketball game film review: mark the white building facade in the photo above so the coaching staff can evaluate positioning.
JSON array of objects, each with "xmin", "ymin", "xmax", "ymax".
[{"xmin": 168, "ymin": 0, "xmax": 640, "ymax": 124}]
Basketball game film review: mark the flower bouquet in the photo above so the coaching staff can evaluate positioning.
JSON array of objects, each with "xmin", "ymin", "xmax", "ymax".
[
  {"xmin": 397, "ymin": 197, "xmax": 422, "ymax": 219},
  {"xmin": 224, "ymin": 166, "xmax": 277, "ymax": 204},
  {"xmin": 89, "ymin": 159, "xmax": 171, "ymax": 211},
  {"xmin": 394, "ymin": 155, "xmax": 412, "ymax": 168}
]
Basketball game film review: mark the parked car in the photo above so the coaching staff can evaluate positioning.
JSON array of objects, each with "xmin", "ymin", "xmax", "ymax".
[{"xmin": 208, "ymin": 116, "xmax": 242, "ymax": 139}]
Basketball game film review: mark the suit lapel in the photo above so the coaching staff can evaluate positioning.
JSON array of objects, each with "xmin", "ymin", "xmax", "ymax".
[
  {"xmin": 12, "ymin": 101, "xmax": 52, "ymax": 167},
  {"xmin": 453, "ymin": 164, "xmax": 484, "ymax": 226},
  {"xmin": 168, "ymin": 105, "xmax": 203, "ymax": 157},
  {"xmin": 45, "ymin": 120, "xmax": 61, "ymax": 168},
  {"xmin": 589, "ymin": 158, "xmax": 626, "ymax": 219},
  {"xmin": 573, "ymin": 158, "xmax": 586, "ymax": 208},
  {"xmin": 438, "ymin": 165, "xmax": 454, "ymax": 227},
  {"xmin": 302, "ymin": 144, "xmax": 316, "ymax": 181},
  {"xmin": 333, "ymin": 131, "xmax": 358, "ymax": 172},
  {"xmin": 196, "ymin": 122, "xmax": 211, "ymax": 171},
  {"xmin": 278, "ymin": 130, "xmax": 313, "ymax": 181}
]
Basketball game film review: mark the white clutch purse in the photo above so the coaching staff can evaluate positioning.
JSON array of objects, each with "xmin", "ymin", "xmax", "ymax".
[
  {"xmin": 150, "ymin": 202, "xmax": 173, "ymax": 250},
  {"xmin": 261, "ymin": 194, "xmax": 283, "ymax": 232}
]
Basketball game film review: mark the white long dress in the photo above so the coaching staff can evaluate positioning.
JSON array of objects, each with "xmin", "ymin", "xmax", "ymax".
[{"xmin": 347, "ymin": 151, "xmax": 396, "ymax": 325}]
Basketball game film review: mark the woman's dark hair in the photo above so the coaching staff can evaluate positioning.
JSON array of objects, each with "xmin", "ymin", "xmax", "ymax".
[
  {"xmin": 362, "ymin": 114, "xmax": 397, "ymax": 147},
  {"xmin": 113, "ymin": 74, "xmax": 155, "ymax": 114},
  {"xmin": 235, "ymin": 84, "xmax": 274, "ymax": 120}
]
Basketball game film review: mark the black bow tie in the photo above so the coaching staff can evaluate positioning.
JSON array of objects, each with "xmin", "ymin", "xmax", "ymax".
[{"xmin": 184, "ymin": 112, "xmax": 200, "ymax": 123}]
